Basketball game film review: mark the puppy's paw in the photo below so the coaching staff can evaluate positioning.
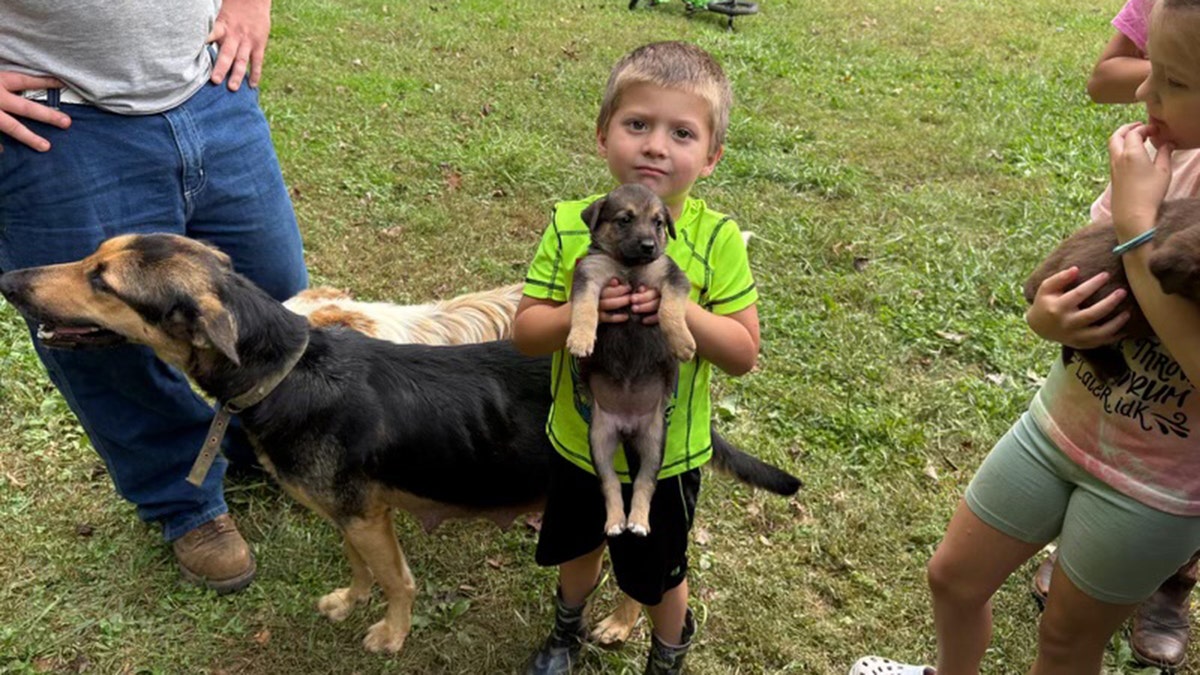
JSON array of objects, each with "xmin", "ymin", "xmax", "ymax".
[
  {"xmin": 318, "ymin": 587, "xmax": 367, "ymax": 622},
  {"xmin": 626, "ymin": 519, "xmax": 650, "ymax": 537},
  {"xmin": 605, "ymin": 517, "xmax": 627, "ymax": 537},
  {"xmin": 669, "ymin": 332, "xmax": 696, "ymax": 362},
  {"xmin": 363, "ymin": 619, "xmax": 409, "ymax": 654},
  {"xmin": 566, "ymin": 328, "xmax": 596, "ymax": 358}
]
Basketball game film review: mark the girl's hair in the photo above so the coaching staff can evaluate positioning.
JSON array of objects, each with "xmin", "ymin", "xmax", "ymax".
[
  {"xmin": 1150, "ymin": 0, "xmax": 1200, "ymax": 69},
  {"xmin": 596, "ymin": 41, "xmax": 732, "ymax": 153}
]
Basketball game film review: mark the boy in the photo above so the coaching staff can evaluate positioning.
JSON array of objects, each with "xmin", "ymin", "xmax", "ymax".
[{"xmin": 512, "ymin": 41, "xmax": 760, "ymax": 675}]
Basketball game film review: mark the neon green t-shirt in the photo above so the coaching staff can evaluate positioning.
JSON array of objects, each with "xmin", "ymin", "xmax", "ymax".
[{"xmin": 522, "ymin": 194, "xmax": 758, "ymax": 481}]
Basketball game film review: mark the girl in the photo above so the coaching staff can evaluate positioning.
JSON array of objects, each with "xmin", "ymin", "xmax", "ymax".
[{"xmin": 852, "ymin": 1, "xmax": 1200, "ymax": 673}]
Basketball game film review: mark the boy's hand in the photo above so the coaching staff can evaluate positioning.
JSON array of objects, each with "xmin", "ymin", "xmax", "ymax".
[
  {"xmin": 598, "ymin": 278, "xmax": 634, "ymax": 323},
  {"xmin": 631, "ymin": 285, "xmax": 661, "ymax": 325},
  {"xmin": 1026, "ymin": 267, "xmax": 1130, "ymax": 348}
]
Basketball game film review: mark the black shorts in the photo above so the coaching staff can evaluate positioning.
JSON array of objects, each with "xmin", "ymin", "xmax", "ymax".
[{"xmin": 535, "ymin": 452, "xmax": 701, "ymax": 606}]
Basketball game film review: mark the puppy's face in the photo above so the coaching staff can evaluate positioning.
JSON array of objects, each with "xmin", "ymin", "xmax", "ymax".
[
  {"xmin": 0, "ymin": 233, "xmax": 241, "ymax": 368},
  {"xmin": 1151, "ymin": 198, "xmax": 1200, "ymax": 301},
  {"xmin": 580, "ymin": 184, "xmax": 675, "ymax": 265}
]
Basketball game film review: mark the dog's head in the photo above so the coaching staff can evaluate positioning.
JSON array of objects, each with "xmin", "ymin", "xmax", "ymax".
[
  {"xmin": 0, "ymin": 234, "xmax": 242, "ymax": 368},
  {"xmin": 579, "ymin": 184, "xmax": 675, "ymax": 266},
  {"xmin": 1150, "ymin": 198, "xmax": 1200, "ymax": 302}
]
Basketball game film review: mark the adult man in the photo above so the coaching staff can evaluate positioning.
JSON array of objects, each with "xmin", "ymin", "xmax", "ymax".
[{"xmin": 0, "ymin": 0, "xmax": 307, "ymax": 593}]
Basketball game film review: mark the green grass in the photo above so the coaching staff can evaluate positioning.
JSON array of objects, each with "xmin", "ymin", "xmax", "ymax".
[{"xmin": 0, "ymin": 0, "xmax": 1184, "ymax": 672}]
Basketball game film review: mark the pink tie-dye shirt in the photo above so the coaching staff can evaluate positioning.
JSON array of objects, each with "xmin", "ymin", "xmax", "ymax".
[{"xmin": 1031, "ymin": 150, "xmax": 1200, "ymax": 516}]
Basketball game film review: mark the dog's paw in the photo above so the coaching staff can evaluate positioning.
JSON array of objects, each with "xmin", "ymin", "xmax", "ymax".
[
  {"xmin": 669, "ymin": 332, "xmax": 696, "ymax": 362},
  {"xmin": 626, "ymin": 520, "xmax": 650, "ymax": 537},
  {"xmin": 591, "ymin": 608, "xmax": 640, "ymax": 646},
  {"xmin": 318, "ymin": 587, "xmax": 367, "ymax": 622},
  {"xmin": 566, "ymin": 329, "xmax": 595, "ymax": 358},
  {"xmin": 605, "ymin": 517, "xmax": 627, "ymax": 537},
  {"xmin": 363, "ymin": 619, "xmax": 409, "ymax": 654}
]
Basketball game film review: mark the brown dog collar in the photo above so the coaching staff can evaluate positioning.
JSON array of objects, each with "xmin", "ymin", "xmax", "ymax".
[{"xmin": 185, "ymin": 335, "xmax": 310, "ymax": 487}]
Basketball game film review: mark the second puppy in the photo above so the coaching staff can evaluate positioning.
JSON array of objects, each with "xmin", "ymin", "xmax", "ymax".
[
  {"xmin": 566, "ymin": 183, "xmax": 696, "ymax": 537},
  {"xmin": 1024, "ymin": 197, "xmax": 1200, "ymax": 380}
]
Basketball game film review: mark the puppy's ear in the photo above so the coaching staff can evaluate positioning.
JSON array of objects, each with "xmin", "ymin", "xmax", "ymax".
[
  {"xmin": 580, "ymin": 197, "xmax": 607, "ymax": 232},
  {"xmin": 1150, "ymin": 249, "xmax": 1200, "ymax": 302},
  {"xmin": 196, "ymin": 296, "xmax": 240, "ymax": 365},
  {"xmin": 663, "ymin": 207, "xmax": 676, "ymax": 240}
]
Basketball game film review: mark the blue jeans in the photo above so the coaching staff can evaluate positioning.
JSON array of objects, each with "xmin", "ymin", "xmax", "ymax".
[{"xmin": 0, "ymin": 81, "xmax": 307, "ymax": 541}]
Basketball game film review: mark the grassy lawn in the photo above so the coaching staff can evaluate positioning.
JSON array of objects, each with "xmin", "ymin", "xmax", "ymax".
[{"xmin": 0, "ymin": 0, "xmax": 1183, "ymax": 672}]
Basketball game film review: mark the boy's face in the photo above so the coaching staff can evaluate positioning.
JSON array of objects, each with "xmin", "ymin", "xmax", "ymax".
[
  {"xmin": 1139, "ymin": 12, "xmax": 1200, "ymax": 150},
  {"xmin": 597, "ymin": 82, "xmax": 723, "ymax": 214}
]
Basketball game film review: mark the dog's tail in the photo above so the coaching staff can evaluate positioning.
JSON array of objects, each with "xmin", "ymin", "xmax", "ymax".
[{"xmin": 709, "ymin": 429, "xmax": 801, "ymax": 496}]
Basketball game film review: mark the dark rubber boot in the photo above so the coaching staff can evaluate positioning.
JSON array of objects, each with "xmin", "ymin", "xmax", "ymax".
[
  {"xmin": 644, "ymin": 608, "xmax": 695, "ymax": 675},
  {"xmin": 525, "ymin": 589, "xmax": 587, "ymax": 675}
]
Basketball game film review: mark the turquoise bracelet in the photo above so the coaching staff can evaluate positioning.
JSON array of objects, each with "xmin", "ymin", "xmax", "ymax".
[{"xmin": 1112, "ymin": 228, "xmax": 1156, "ymax": 256}]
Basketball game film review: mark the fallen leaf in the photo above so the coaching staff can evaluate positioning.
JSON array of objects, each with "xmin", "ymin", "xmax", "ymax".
[
  {"xmin": 75, "ymin": 523, "xmax": 93, "ymax": 538},
  {"xmin": 253, "ymin": 629, "xmax": 271, "ymax": 647},
  {"xmin": 852, "ymin": 256, "xmax": 871, "ymax": 272},
  {"xmin": 935, "ymin": 330, "xmax": 966, "ymax": 344},
  {"xmin": 758, "ymin": 535, "xmax": 772, "ymax": 547},
  {"xmin": 923, "ymin": 462, "xmax": 939, "ymax": 481},
  {"xmin": 694, "ymin": 528, "xmax": 711, "ymax": 546},
  {"xmin": 486, "ymin": 558, "xmax": 504, "ymax": 570}
]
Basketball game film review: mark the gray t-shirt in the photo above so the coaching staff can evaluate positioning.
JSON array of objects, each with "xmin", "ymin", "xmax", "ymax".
[{"xmin": 0, "ymin": 0, "xmax": 220, "ymax": 114}]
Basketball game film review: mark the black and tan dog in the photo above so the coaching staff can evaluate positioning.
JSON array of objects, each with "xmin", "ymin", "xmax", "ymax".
[
  {"xmin": 1024, "ymin": 197, "xmax": 1200, "ymax": 380},
  {"xmin": 566, "ymin": 184, "xmax": 697, "ymax": 537},
  {"xmin": 0, "ymin": 233, "xmax": 800, "ymax": 654}
]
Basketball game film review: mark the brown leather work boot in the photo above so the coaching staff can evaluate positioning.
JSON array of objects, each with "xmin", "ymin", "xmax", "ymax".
[
  {"xmin": 1030, "ymin": 550, "xmax": 1056, "ymax": 610},
  {"xmin": 171, "ymin": 514, "xmax": 256, "ymax": 594},
  {"xmin": 1130, "ymin": 551, "xmax": 1200, "ymax": 671}
]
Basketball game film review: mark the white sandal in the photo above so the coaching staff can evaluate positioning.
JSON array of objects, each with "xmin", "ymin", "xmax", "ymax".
[{"xmin": 848, "ymin": 656, "xmax": 934, "ymax": 675}]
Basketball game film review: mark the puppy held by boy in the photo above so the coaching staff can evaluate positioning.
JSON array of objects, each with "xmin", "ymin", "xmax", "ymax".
[
  {"xmin": 566, "ymin": 183, "xmax": 695, "ymax": 537},
  {"xmin": 1024, "ymin": 197, "xmax": 1200, "ymax": 380}
]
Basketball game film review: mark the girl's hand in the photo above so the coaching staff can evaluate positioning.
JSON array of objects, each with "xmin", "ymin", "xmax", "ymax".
[
  {"xmin": 1108, "ymin": 121, "xmax": 1173, "ymax": 239},
  {"xmin": 1026, "ymin": 267, "xmax": 1130, "ymax": 348},
  {"xmin": 598, "ymin": 278, "xmax": 634, "ymax": 323}
]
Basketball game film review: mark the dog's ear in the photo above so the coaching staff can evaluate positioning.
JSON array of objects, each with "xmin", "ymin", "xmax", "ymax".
[
  {"xmin": 195, "ymin": 295, "xmax": 240, "ymax": 365},
  {"xmin": 663, "ymin": 207, "xmax": 676, "ymax": 240},
  {"xmin": 580, "ymin": 196, "xmax": 607, "ymax": 232}
]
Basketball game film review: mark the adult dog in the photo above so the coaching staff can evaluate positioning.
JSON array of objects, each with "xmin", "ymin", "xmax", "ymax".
[
  {"xmin": 567, "ymin": 184, "xmax": 695, "ymax": 538},
  {"xmin": 0, "ymin": 233, "xmax": 800, "ymax": 654}
]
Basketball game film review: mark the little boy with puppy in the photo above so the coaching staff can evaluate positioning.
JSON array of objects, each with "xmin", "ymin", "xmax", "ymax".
[{"xmin": 512, "ymin": 41, "xmax": 759, "ymax": 674}]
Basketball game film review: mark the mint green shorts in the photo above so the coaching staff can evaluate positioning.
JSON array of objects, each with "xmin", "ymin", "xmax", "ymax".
[{"xmin": 965, "ymin": 412, "xmax": 1200, "ymax": 605}]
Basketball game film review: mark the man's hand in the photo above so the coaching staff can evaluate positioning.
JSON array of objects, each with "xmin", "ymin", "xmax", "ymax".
[
  {"xmin": 0, "ymin": 73, "xmax": 71, "ymax": 152},
  {"xmin": 1025, "ymin": 267, "xmax": 1130, "ymax": 349},
  {"xmin": 207, "ymin": 0, "xmax": 272, "ymax": 90}
]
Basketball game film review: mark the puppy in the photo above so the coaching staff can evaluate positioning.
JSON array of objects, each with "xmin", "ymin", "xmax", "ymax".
[
  {"xmin": 566, "ymin": 184, "xmax": 696, "ymax": 537},
  {"xmin": 1024, "ymin": 197, "xmax": 1200, "ymax": 380}
]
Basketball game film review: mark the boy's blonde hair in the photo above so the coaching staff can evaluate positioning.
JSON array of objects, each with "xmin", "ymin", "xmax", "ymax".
[
  {"xmin": 596, "ymin": 41, "xmax": 733, "ymax": 153},
  {"xmin": 1150, "ymin": 0, "xmax": 1200, "ymax": 68}
]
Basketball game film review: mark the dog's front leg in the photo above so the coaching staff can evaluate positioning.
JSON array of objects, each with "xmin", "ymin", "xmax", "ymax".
[
  {"xmin": 625, "ymin": 409, "xmax": 665, "ymax": 537},
  {"xmin": 567, "ymin": 256, "xmax": 619, "ymax": 358},
  {"xmin": 317, "ymin": 534, "xmax": 375, "ymax": 622},
  {"xmin": 653, "ymin": 259, "xmax": 696, "ymax": 362},
  {"xmin": 343, "ymin": 511, "xmax": 416, "ymax": 654},
  {"xmin": 589, "ymin": 405, "xmax": 627, "ymax": 536}
]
